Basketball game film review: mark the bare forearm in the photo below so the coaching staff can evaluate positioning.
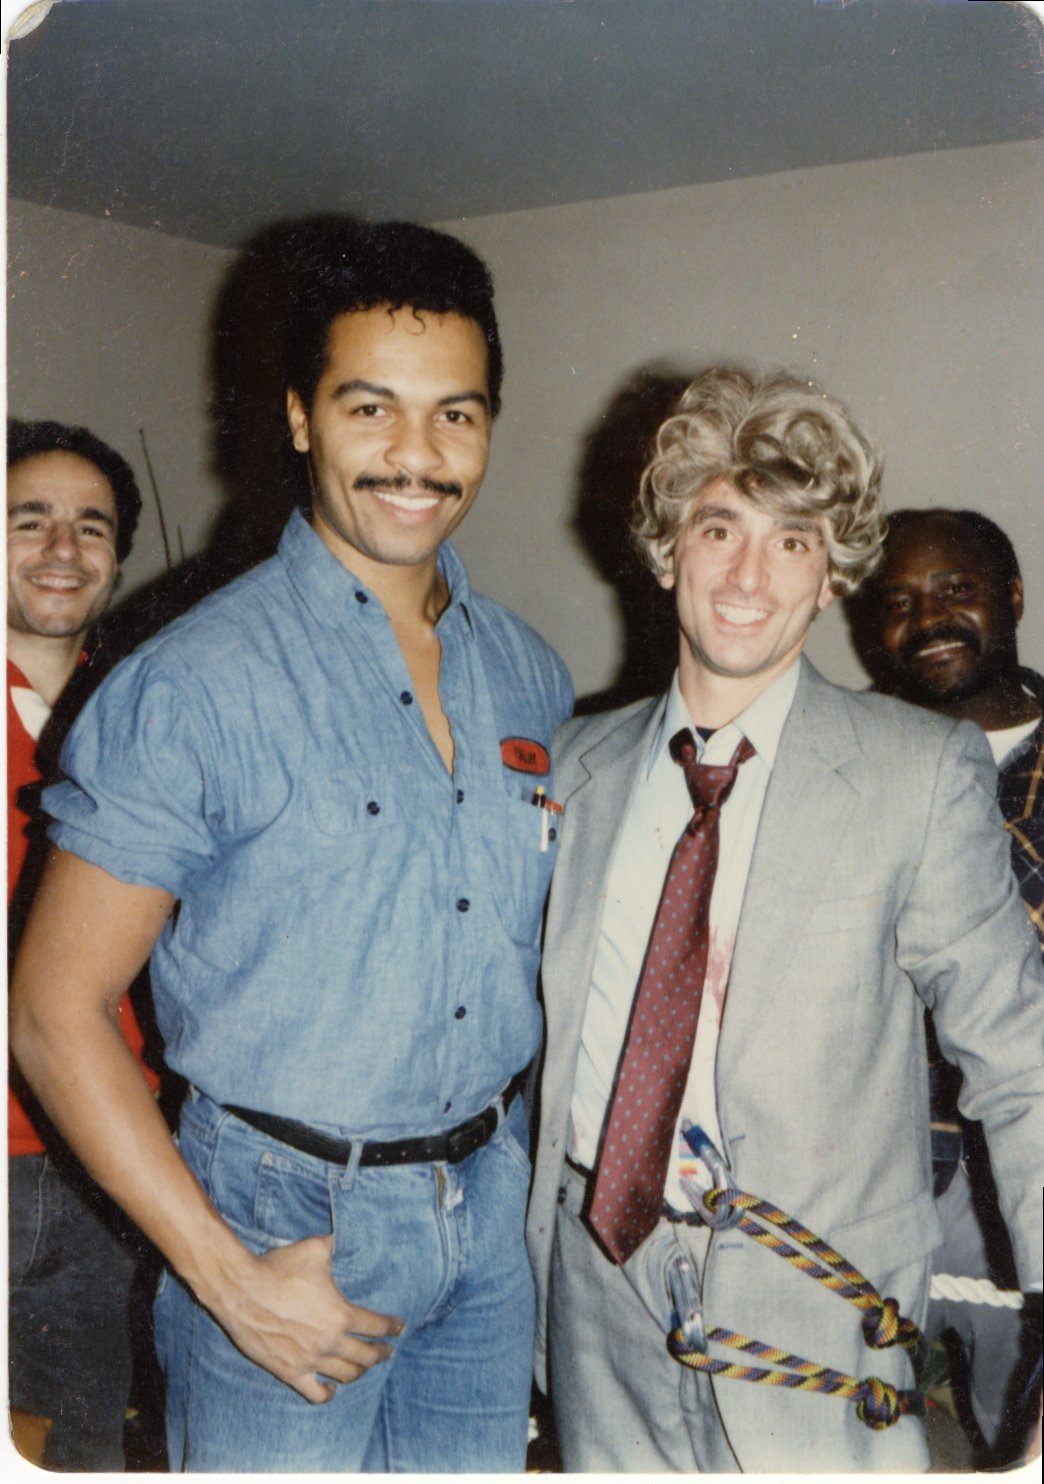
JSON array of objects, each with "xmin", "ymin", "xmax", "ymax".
[
  {"xmin": 9, "ymin": 858, "xmax": 254, "ymax": 1307},
  {"xmin": 11, "ymin": 986, "xmax": 253, "ymax": 1308},
  {"xmin": 10, "ymin": 850, "xmax": 401, "ymax": 1399},
  {"xmin": 11, "ymin": 988, "xmax": 399, "ymax": 1394}
]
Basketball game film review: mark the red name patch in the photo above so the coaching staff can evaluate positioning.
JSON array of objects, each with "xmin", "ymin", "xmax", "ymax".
[{"xmin": 500, "ymin": 737, "xmax": 550, "ymax": 775}]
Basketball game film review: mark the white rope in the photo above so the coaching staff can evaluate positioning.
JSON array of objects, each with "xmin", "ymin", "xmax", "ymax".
[{"xmin": 930, "ymin": 1273, "xmax": 1024, "ymax": 1309}]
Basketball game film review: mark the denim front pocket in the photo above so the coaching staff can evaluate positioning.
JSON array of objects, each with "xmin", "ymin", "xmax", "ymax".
[
  {"xmin": 491, "ymin": 1095, "xmax": 533, "ymax": 1180},
  {"xmin": 253, "ymin": 1146, "xmax": 336, "ymax": 1244},
  {"xmin": 190, "ymin": 1109, "xmax": 335, "ymax": 1255}
]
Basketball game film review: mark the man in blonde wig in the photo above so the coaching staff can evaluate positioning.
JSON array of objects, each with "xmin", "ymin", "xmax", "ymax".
[{"xmin": 527, "ymin": 367, "xmax": 1043, "ymax": 1471}]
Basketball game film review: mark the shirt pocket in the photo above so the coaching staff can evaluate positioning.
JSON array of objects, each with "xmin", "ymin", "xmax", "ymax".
[
  {"xmin": 302, "ymin": 770, "xmax": 414, "ymax": 902},
  {"xmin": 305, "ymin": 771, "xmax": 407, "ymax": 837},
  {"xmin": 491, "ymin": 772, "xmax": 561, "ymax": 946}
]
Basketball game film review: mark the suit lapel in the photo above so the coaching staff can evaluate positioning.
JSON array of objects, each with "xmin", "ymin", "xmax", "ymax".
[
  {"xmin": 543, "ymin": 698, "xmax": 663, "ymax": 1060},
  {"xmin": 718, "ymin": 662, "xmax": 864, "ymax": 1080}
]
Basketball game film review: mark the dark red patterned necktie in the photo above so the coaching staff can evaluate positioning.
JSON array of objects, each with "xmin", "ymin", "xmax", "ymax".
[{"xmin": 587, "ymin": 729, "xmax": 756, "ymax": 1264}]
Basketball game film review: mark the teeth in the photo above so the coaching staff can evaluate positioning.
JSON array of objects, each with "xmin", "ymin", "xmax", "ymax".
[
  {"xmin": 30, "ymin": 576, "xmax": 84, "ymax": 590},
  {"xmin": 916, "ymin": 640, "xmax": 965, "ymax": 657},
  {"xmin": 374, "ymin": 492, "xmax": 440, "ymax": 512},
  {"xmin": 715, "ymin": 602, "xmax": 768, "ymax": 626}
]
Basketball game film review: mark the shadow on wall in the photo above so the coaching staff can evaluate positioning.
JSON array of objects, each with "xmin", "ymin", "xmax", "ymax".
[
  {"xmin": 95, "ymin": 215, "xmax": 360, "ymax": 664},
  {"xmin": 98, "ymin": 236, "xmax": 692, "ymax": 715},
  {"xmin": 571, "ymin": 366, "xmax": 692, "ymax": 715},
  {"xmin": 841, "ymin": 581, "xmax": 892, "ymax": 696}
]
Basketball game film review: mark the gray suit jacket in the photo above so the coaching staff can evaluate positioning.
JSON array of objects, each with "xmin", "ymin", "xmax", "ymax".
[{"xmin": 528, "ymin": 659, "xmax": 1044, "ymax": 1394}]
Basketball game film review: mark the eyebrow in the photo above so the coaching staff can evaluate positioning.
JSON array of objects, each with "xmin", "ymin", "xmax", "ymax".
[
  {"xmin": 881, "ymin": 566, "xmax": 973, "ymax": 589},
  {"xmin": 693, "ymin": 504, "xmax": 823, "ymax": 538},
  {"xmin": 691, "ymin": 504, "xmax": 740, "ymax": 523},
  {"xmin": 8, "ymin": 499, "xmax": 115, "ymax": 528},
  {"xmin": 329, "ymin": 379, "xmax": 489, "ymax": 412},
  {"xmin": 929, "ymin": 567, "xmax": 973, "ymax": 581}
]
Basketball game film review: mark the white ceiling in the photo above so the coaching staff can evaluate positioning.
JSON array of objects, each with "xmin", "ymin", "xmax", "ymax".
[{"xmin": 7, "ymin": 0, "xmax": 1044, "ymax": 250}]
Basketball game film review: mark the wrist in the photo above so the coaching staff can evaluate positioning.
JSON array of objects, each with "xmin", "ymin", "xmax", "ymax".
[{"xmin": 171, "ymin": 1204, "xmax": 260, "ymax": 1317}]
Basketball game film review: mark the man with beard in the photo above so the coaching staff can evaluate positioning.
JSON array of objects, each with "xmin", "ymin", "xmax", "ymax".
[
  {"xmin": 7, "ymin": 418, "xmax": 157, "ymax": 1469},
  {"xmin": 849, "ymin": 506, "xmax": 1043, "ymax": 1465},
  {"xmin": 10, "ymin": 222, "xmax": 572, "ymax": 1472}
]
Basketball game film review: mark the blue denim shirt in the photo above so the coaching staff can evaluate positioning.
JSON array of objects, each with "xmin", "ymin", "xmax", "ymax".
[{"xmin": 46, "ymin": 512, "xmax": 573, "ymax": 1138}]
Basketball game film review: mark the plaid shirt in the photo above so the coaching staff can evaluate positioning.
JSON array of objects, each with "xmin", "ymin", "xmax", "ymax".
[
  {"xmin": 997, "ymin": 667, "xmax": 1044, "ymax": 950},
  {"xmin": 929, "ymin": 668, "xmax": 1044, "ymax": 1168}
]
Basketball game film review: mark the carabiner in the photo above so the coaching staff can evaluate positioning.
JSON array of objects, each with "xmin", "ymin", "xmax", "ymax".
[
  {"xmin": 667, "ymin": 1253, "xmax": 707, "ymax": 1353},
  {"xmin": 680, "ymin": 1122, "xmax": 742, "ymax": 1230}
]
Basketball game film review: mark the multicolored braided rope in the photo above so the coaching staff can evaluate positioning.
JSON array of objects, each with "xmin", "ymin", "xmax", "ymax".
[{"xmin": 667, "ymin": 1183, "xmax": 925, "ymax": 1431}]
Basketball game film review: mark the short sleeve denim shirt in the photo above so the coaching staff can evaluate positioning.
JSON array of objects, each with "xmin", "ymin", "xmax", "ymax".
[{"xmin": 46, "ymin": 511, "xmax": 573, "ymax": 1138}]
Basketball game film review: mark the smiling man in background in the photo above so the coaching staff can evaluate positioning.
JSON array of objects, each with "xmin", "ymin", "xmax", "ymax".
[
  {"xmin": 10, "ymin": 222, "xmax": 572, "ymax": 1472},
  {"xmin": 7, "ymin": 418, "xmax": 155, "ymax": 1470},
  {"xmin": 850, "ymin": 506, "xmax": 1043, "ymax": 1466}
]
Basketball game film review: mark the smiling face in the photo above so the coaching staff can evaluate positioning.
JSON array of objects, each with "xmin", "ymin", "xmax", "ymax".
[
  {"xmin": 286, "ymin": 306, "xmax": 492, "ymax": 584},
  {"xmin": 872, "ymin": 516, "xmax": 1022, "ymax": 708},
  {"xmin": 661, "ymin": 479, "xmax": 835, "ymax": 710},
  {"xmin": 7, "ymin": 451, "xmax": 120, "ymax": 642}
]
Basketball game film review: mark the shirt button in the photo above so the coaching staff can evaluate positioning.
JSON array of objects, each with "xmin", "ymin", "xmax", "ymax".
[
  {"xmin": 454, "ymin": 1006, "xmax": 467, "ymax": 1020},
  {"xmin": 456, "ymin": 898, "xmax": 470, "ymax": 913},
  {"xmin": 456, "ymin": 789, "xmax": 465, "ymax": 804},
  {"xmin": 366, "ymin": 801, "xmax": 380, "ymax": 816},
  {"xmin": 444, "ymin": 1100, "xmax": 453, "ymax": 1114},
  {"xmin": 354, "ymin": 591, "xmax": 368, "ymax": 604},
  {"xmin": 400, "ymin": 690, "xmax": 413, "ymax": 705},
  {"xmin": 548, "ymin": 827, "xmax": 557, "ymax": 842}
]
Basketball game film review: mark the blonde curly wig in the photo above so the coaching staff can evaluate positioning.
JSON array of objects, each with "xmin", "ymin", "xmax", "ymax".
[{"xmin": 631, "ymin": 367, "xmax": 885, "ymax": 596}]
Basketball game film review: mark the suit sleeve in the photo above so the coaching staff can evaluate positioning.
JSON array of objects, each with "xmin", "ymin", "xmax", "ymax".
[{"xmin": 895, "ymin": 718, "xmax": 1044, "ymax": 1289}]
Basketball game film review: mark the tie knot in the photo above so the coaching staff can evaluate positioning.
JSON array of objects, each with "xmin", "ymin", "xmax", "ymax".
[{"xmin": 669, "ymin": 730, "xmax": 756, "ymax": 816}]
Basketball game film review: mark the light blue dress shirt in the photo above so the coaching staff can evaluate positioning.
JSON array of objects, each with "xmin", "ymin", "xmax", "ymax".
[{"xmin": 46, "ymin": 511, "xmax": 573, "ymax": 1138}]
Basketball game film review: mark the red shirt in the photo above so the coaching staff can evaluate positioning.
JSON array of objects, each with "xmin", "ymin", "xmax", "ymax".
[{"xmin": 8, "ymin": 657, "xmax": 159, "ymax": 1156}]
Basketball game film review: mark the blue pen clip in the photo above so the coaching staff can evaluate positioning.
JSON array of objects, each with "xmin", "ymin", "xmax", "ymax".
[
  {"xmin": 667, "ymin": 1253, "xmax": 707, "ymax": 1353},
  {"xmin": 679, "ymin": 1121, "xmax": 742, "ymax": 1230}
]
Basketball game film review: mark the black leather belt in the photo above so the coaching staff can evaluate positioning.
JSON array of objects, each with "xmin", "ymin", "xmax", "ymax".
[{"xmin": 224, "ymin": 1073, "xmax": 524, "ymax": 1168}]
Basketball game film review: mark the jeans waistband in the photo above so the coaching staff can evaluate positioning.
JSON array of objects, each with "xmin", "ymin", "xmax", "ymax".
[{"xmin": 223, "ymin": 1072, "xmax": 525, "ymax": 1168}]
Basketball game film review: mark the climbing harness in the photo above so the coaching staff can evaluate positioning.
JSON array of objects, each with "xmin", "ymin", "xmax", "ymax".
[{"xmin": 666, "ymin": 1124, "xmax": 927, "ymax": 1432}]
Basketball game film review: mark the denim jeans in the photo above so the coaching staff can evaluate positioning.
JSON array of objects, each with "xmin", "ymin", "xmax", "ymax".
[
  {"xmin": 8, "ymin": 1151, "xmax": 144, "ymax": 1470},
  {"xmin": 155, "ymin": 1087, "xmax": 535, "ymax": 1471}
]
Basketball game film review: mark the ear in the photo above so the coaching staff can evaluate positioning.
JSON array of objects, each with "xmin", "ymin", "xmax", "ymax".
[
  {"xmin": 655, "ymin": 545, "xmax": 677, "ymax": 591},
  {"xmin": 1011, "ymin": 576, "xmax": 1025, "ymax": 624},
  {"xmin": 286, "ymin": 388, "xmax": 311, "ymax": 453},
  {"xmin": 816, "ymin": 575, "xmax": 837, "ymax": 614}
]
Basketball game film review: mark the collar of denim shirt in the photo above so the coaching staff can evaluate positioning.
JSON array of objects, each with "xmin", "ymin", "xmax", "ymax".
[{"xmin": 275, "ymin": 507, "xmax": 475, "ymax": 636}]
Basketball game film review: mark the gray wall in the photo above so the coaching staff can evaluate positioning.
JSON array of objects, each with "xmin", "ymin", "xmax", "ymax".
[
  {"xmin": 7, "ymin": 199, "xmax": 233, "ymax": 599},
  {"xmin": 441, "ymin": 139, "xmax": 1044, "ymax": 696},
  {"xmin": 9, "ymin": 136, "xmax": 1043, "ymax": 698}
]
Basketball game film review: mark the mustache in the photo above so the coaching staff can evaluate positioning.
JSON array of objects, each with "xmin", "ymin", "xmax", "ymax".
[
  {"xmin": 353, "ymin": 474, "xmax": 463, "ymax": 498},
  {"xmin": 898, "ymin": 623, "xmax": 981, "ymax": 667}
]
